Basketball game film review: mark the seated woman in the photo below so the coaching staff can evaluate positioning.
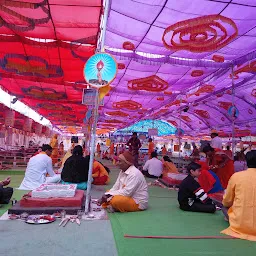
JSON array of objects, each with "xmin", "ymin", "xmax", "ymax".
[
  {"xmin": 61, "ymin": 145, "xmax": 89, "ymax": 190},
  {"xmin": 85, "ymin": 156, "xmax": 110, "ymax": 185},
  {"xmin": 178, "ymin": 162, "xmax": 216, "ymax": 213},
  {"xmin": 0, "ymin": 176, "xmax": 13, "ymax": 204},
  {"xmin": 203, "ymin": 145, "xmax": 234, "ymax": 189},
  {"xmin": 162, "ymin": 156, "xmax": 178, "ymax": 178},
  {"xmin": 196, "ymin": 159, "xmax": 224, "ymax": 194}
]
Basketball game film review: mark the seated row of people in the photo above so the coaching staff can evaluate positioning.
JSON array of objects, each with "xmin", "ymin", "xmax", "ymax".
[
  {"xmin": 2, "ymin": 146, "xmax": 256, "ymax": 241},
  {"xmin": 19, "ymin": 144, "xmax": 110, "ymax": 191},
  {"xmin": 178, "ymin": 150, "xmax": 256, "ymax": 241},
  {"xmin": 142, "ymin": 152, "xmax": 178, "ymax": 179}
]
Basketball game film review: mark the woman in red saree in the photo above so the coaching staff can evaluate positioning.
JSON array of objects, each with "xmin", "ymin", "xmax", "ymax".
[{"xmin": 203, "ymin": 145, "xmax": 234, "ymax": 189}]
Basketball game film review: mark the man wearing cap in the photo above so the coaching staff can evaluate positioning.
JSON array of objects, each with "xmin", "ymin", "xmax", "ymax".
[
  {"xmin": 98, "ymin": 151, "xmax": 148, "ymax": 212},
  {"xmin": 210, "ymin": 130, "xmax": 222, "ymax": 150}
]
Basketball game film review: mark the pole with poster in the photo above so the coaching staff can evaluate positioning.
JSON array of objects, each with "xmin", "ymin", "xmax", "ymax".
[{"xmin": 83, "ymin": 52, "xmax": 117, "ymax": 214}]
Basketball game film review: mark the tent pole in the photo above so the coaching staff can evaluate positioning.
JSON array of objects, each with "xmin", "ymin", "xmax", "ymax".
[
  {"xmin": 178, "ymin": 96, "xmax": 182, "ymax": 161},
  {"xmin": 85, "ymin": 89, "xmax": 99, "ymax": 214},
  {"xmin": 98, "ymin": 0, "xmax": 110, "ymax": 52},
  {"xmin": 231, "ymin": 65, "xmax": 235, "ymax": 159}
]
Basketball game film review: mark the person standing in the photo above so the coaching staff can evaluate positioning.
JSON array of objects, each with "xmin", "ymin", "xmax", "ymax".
[
  {"xmin": 210, "ymin": 130, "xmax": 222, "ymax": 150},
  {"xmin": 162, "ymin": 145, "xmax": 167, "ymax": 155},
  {"xmin": 50, "ymin": 134, "xmax": 59, "ymax": 165},
  {"xmin": 96, "ymin": 143, "xmax": 101, "ymax": 156},
  {"xmin": 126, "ymin": 132, "xmax": 141, "ymax": 167},
  {"xmin": 148, "ymin": 138, "xmax": 155, "ymax": 156}
]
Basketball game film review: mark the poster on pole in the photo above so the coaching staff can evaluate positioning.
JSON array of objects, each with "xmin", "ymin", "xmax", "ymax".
[
  {"xmin": 83, "ymin": 53, "xmax": 117, "ymax": 89},
  {"xmin": 82, "ymin": 88, "xmax": 104, "ymax": 106}
]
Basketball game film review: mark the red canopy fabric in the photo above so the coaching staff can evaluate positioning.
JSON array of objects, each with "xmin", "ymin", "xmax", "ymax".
[{"xmin": 0, "ymin": 0, "xmax": 102, "ymax": 132}]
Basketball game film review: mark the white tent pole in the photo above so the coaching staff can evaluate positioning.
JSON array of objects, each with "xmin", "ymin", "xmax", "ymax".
[
  {"xmin": 85, "ymin": 89, "xmax": 99, "ymax": 214},
  {"xmin": 98, "ymin": 0, "xmax": 110, "ymax": 52}
]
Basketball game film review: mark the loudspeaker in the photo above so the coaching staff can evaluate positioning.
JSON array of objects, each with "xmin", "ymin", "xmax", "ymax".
[{"xmin": 71, "ymin": 136, "xmax": 78, "ymax": 143}]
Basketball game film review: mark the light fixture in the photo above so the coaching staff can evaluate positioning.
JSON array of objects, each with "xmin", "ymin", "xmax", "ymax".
[
  {"xmin": 11, "ymin": 97, "xmax": 18, "ymax": 104},
  {"xmin": 183, "ymin": 106, "xmax": 189, "ymax": 112}
]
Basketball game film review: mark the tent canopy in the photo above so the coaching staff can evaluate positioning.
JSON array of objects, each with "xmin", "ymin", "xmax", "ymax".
[{"xmin": 0, "ymin": 0, "xmax": 255, "ymax": 136}]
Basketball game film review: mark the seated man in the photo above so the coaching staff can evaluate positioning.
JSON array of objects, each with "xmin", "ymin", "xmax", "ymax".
[
  {"xmin": 142, "ymin": 151, "xmax": 163, "ymax": 178},
  {"xmin": 61, "ymin": 145, "xmax": 89, "ymax": 190},
  {"xmin": 98, "ymin": 151, "xmax": 148, "ymax": 212},
  {"xmin": 178, "ymin": 162, "xmax": 216, "ymax": 213},
  {"xmin": 0, "ymin": 176, "xmax": 13, "ymax": 204},
  {"xmin": 19, "ymin": 144, "xmax": 60, "ymax": 190},
  {"xmin": 221, "ymin": 150, "xmax": 256, "ymax": 241}
]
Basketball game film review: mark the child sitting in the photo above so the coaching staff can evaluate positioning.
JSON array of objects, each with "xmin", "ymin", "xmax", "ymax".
[{"xmin": 178, "ymin": 162, "xmax": 216, "ymax": 213}]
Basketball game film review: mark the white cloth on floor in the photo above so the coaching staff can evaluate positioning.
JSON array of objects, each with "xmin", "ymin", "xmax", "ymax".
[
  {"xmin": 19, "ymin": 152, "xmax": 59, "ymax": 190},
  {"xmin": 143, "ymin": 157, "xmax": 163, "ymax": 177}
]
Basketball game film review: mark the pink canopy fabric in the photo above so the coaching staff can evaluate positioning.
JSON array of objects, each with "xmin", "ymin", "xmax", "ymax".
[{"xmin": 97, "ymin": 0, "xmax": 256, "ymax": 136}]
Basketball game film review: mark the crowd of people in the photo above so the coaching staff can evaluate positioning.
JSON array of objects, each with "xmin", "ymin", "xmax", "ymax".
[{"xmin": 0, "ymin": 130, "xmax": 255, "ymax": 242}]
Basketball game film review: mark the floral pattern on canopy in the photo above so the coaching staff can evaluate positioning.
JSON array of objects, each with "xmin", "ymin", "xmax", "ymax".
[
  {"xmin": 0, "ymin": 0, "xmax": 255, "ymax": 137},
  {"xmin": 98, "ymin": 0, "xmax": 256, "ymax": 136},
  {"xmin": 0, "ymin": 0, "xmax": 102, "ymax": 133}
]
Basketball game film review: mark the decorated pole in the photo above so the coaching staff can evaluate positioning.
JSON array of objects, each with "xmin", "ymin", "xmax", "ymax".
[
  {"xmin": 83, "ymin": 53, "xmax": 117, "ymax": 214},
  {"xmin": 85, "ymin": 90, "xmax": 99, "ymax": 213}
]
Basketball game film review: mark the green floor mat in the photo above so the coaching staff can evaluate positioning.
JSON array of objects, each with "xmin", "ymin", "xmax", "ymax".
[
  {"xmin": 108, "ymin": 186, "xmax": 256, "ymax": 256},
  {"xmin": 0, "ymin": 173, "xmax": 27, "ymax": 216}
]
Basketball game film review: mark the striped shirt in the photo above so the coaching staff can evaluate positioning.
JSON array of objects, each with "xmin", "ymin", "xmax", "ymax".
[{"xmin": 178, "ymin": 175, "xmax": 212, "ymax": 208}]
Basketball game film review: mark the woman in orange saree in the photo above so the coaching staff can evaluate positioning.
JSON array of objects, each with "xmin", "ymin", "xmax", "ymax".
[
  {"xmin": 203, "ymin": 145, "xmax": 234, "ymax": 189},
  {"xmin": 148, "ymin": 138, "xmax": 155, "ymax": 156},
  {"xmin": 50, "ymin": 134, "xmax": 59, "ymax": 165},
  {"xmin": 162, "ymin": 156, "xmax": 178, "ymax": 178}
]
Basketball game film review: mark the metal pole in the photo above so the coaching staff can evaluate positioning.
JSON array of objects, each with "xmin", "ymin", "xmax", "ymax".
[
  {"xmin": 231, "ymin": 65, "xmax": 235, "ymax": 159},
  {"xmin": 98, "ymin": 0, "xmax": 110, "ymax": 52},
  {"xmin": 85, "ymin": 89, "xmax": 99, "ymax": 214},
  {"xmin": 178, "ymin": 97, "xmax": 182, "ymax": 160}
]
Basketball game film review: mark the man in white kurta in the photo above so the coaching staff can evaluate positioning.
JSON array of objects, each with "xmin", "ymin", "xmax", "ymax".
[
  {"xmin": 19, "ymin": 144, "xmax": 60, "ymax": 190},
  {"xmin": 210, "ymin": 130, "xmax": 222, "ymax": 149},
  {"xmin": 98, "ymin": 151, "xmax": 148, "ymax": 212}
]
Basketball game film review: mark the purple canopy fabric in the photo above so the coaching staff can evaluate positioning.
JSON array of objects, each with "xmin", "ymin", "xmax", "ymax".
[{"xmin": 97, "ymin": 0, "xmax": 256, "ymax": 136}]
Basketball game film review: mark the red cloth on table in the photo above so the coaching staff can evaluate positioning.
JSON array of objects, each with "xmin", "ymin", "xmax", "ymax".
[{"xmin": 20, "ymin": 190, "xmax": 84, "ymax": 208}]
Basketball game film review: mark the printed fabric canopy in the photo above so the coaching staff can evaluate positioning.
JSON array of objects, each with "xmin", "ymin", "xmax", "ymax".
[
  {"xmin": 0, "ymin": 0, "xmax": 102, "ymax": 133},
  {"xmin": 116, "ymin": 119, "xmax": 177, "ymax": 136},
  {"xmin": 0, "ymin": 0, "xmax": 256, "ymax": 137},
  {"xmin": 97, "ymin": 0, "xmax": 256, "ymax": 137}
]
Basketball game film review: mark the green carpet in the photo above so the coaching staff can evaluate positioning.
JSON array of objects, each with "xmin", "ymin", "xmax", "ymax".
[
  {"xmin": 108, "ymin": 185, "xmax": 256, "ymax": 256},
  {"xmin": 0, "ymin": 172, "xmax": 28, "ymax": 216}
]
